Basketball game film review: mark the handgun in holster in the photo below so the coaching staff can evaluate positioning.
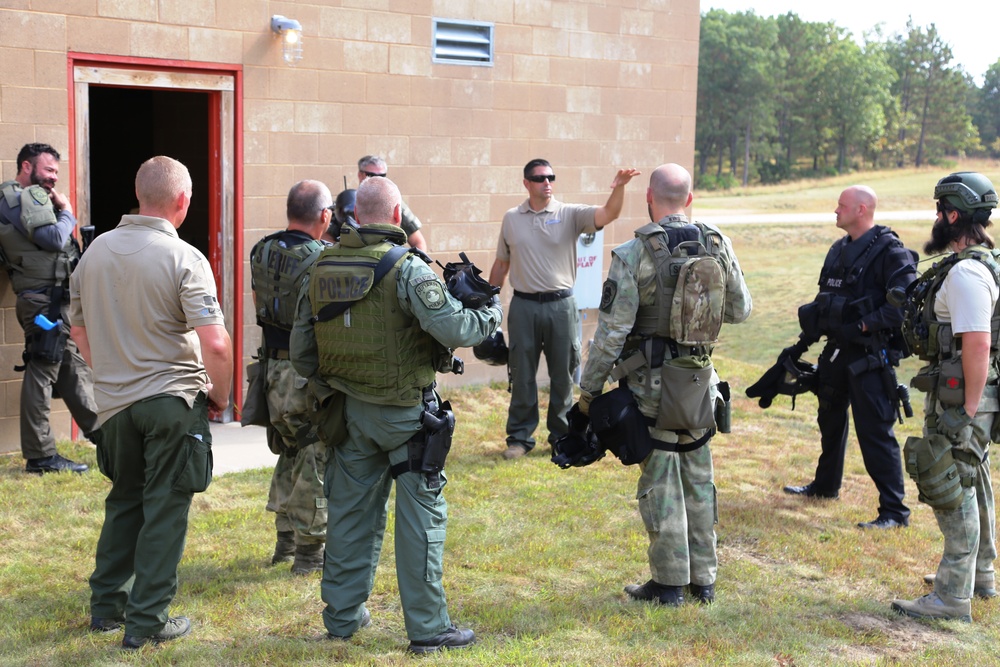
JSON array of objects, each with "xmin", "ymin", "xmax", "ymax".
[{"xmin": 396, "ymin": 386, "xmax": 456, "ymax": 490}]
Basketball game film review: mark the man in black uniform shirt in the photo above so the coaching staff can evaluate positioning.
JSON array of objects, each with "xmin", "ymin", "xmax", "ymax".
[{"xmin": 783, "ymin": 186, "xmax": 917, "ymax": 529}]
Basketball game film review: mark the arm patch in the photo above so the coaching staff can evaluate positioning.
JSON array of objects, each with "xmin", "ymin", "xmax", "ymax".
[
  {"xmin": 599, "ymin": 279, "xmax": 617, "ymax": 313},
  {"xmin": 413, "ymin": 275, "xmax": 447, "ymax": 310}
]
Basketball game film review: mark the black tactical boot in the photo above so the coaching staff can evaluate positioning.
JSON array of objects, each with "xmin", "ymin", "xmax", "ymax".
[
  {"xmin": 689, "ymin": 583, "xmax": 715, "ymax": 604},
  {"xmin": 407, "ymin": 625, "xmax": 476, "ymax": 653},
  {"xmin": 270, "ymin": 531, "xmax": 295, "ymax": 565},
  {"xmin": 291, "ymin": 542, "xmax": 324, "ymax": 575},
  {"xmin": 624, "ymin": 580, "xmax": 684, "ymax": 606}
]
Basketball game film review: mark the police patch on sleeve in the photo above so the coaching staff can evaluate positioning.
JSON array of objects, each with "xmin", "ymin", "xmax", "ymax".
[
  {"xmin": 599, "ymin": 279, "xmax": 617, "ymax": 312},
  {"xmin": 414, "ymin": 277, "xmax": 447, "ymax": 310}
]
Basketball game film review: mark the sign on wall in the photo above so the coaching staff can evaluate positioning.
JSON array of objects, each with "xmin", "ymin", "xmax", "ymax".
[{"xmin": 574, "ymin": 230, "xmax": 604, "ymax": 309}]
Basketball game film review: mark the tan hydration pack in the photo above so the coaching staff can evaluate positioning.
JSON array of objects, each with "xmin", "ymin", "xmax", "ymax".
[
  {"xmin": 610, "ymin": 221, "xmax": 729, "ymax": 433},
  {"xmin": 634, "ymin": 221, "xmax": 727, "ymax": 347}
]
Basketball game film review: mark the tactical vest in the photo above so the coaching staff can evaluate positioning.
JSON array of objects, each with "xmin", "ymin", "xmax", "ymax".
[
  {"xmin": 0, "ymin": 180, "xmax": 78, "ymax": 294},
  {"xmin": 631, "ymin": 219, "xmax": 727, "ymax": 347},
  {"xmin": 812, "ymin": 226, "xmax": 906, "ymax": 335},
  {"xmin": 309, "ymin": 223, "xmax": 438, "ymax": 406},
  {"xmin": 250, "ymin": 230, "xmax": 323, "ymax": 335},
  {"xmin": 902, "ymin": 246, "xmax": 1000, "ymax": 363}
]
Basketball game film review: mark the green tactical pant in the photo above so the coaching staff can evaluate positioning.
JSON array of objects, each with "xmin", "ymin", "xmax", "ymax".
[
  {"xmin": 89, "ymin": 393, "xmax": 212, "ymax": 637},
  {"xmin": 637, "ymin": 442, "xmax": 718, "ymax": 587},
  {"xmin": 320, "ymin": 396, "xmax": 451, "ymax": 641},
  {"xmin": 927, "ymin": 401, "xmax": 997, "ymax": 600},
  {"xmin": 267, "ymin": 442, "xmax": 328, "ymax": 544},
  {"xmin": 505, "ymin": 295, "xmax": 581, "ymax": 450},
  {"xmin": 264, "ymin": 356, "xmax": 327, "ymax": 543}
]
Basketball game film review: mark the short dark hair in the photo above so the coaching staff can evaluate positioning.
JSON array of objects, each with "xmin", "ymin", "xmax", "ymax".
[
  {"xmin": 523, "ymin": 158, "xmax": 551, "ymax": 179},
  {"xmin": 16, "ymin": 143, "xmax": 60, "ymax": 172}
]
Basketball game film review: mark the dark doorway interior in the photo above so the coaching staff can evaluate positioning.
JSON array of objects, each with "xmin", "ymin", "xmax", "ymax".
[{"xmin": 88, "ymin": 87, "xmax": 210, "ymax": 257}]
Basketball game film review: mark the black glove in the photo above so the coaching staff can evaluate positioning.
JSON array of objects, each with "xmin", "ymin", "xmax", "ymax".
[{"xmin": 780, "ymin": 337, "xmax": 812, "ymax": 362}]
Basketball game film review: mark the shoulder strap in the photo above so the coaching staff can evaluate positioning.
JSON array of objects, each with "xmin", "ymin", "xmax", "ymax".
[
  {"xmin": 1, "ymin": 181, "xmax": 20, "ymax": 208},
  {"xmin": 310, "ymin": 244, "xmax": 410, "ymax": 324}
]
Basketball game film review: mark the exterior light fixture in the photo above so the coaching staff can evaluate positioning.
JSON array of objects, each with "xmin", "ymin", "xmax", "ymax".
[{"xmin": 271, "ymin": 15, "xmax": 303, "ymax": 65}]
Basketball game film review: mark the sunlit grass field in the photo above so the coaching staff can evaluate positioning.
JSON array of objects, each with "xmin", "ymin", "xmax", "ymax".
[{"xmin": 3, "ymin": 162, "xmax": 1000, "ymax": 665}]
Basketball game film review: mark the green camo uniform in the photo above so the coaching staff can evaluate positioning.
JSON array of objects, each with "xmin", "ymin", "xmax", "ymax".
[
  {"xmin": 290, "ymin": 222, "xmax": 501, "ymax": 640},
  {"xmin": 920, "ymin": 249, "xmax": 998, "ymax": 601},
  {"xmin": 249, "ymin": 230, "xmax": 328, "ymax": 548},
  {"xmin": 580, "ymin": 214, "xmax": 752, "ymax": 588}
]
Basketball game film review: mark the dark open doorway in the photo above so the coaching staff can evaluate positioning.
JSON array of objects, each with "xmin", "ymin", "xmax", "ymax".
[{"xmin": 87, "ymin": 86, "xmax": 210, "ymax": 257}]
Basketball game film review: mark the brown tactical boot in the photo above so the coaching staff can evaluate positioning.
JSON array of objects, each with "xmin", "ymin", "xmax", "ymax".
[
  {"xmin": 291, "ymin": 542, "xmax": 325, "ymax": 575},
  {"xmin": 270, "ymin": 530, "xmax": 295, "ymax": 565},
  {"xmin": 891, "ymin": 591, "xmax": 972, "ymax": 622}
]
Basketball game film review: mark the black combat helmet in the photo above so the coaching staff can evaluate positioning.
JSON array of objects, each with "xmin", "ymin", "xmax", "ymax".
[
  {"xmin": 327, "ymin": 188, "xmax": 358, "ymax": 241},
  {"xmin": 334, "ymin": 188, "xmax": 357, "ymax": 225},
  {"xmin": 934, "ymin": 172, "xmax": 998, "ymax": 214}
]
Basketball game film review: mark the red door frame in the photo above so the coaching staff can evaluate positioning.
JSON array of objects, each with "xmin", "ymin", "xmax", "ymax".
[{"xmin": 66, "ymin": 53, "xmax": 245, "ymax": 411}]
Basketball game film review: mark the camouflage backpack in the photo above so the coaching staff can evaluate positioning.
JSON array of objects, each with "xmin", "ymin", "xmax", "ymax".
[{"xmin": 635, "ymin": 221, "xmax": 727, "ymax": 346}]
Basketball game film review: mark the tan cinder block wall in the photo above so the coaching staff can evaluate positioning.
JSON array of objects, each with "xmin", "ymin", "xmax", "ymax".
[{"xmin": 0, "ymin": 0, "xmax": 700, "ymax": 453}]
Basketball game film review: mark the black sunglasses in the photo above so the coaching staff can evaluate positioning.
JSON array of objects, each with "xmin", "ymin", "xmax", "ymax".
[
  {"xmin": 526, "ymin": 174, "xmax": 556, "ymax": 183},
  {"xmin": 362, "ymin": 171, "xmax": 387, "ymax": 178}
]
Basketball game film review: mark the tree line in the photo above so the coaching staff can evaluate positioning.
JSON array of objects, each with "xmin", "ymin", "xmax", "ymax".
[{"xmin": 696, "ymin": 10, "xmax": 1000, "ymax": 188}]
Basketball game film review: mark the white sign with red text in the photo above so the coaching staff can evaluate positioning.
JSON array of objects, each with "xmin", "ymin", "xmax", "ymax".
[{"xmin": 574, "ymin": 230, "xmax": 604, "ymax": 310}]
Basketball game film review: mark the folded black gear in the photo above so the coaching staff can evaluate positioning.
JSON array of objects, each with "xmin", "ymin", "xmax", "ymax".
[
  {"xmin": 551, "ymin": 403, "xmax": 605, "ymax": 468},
  {"xmin": 440, "ymin": 252, "xmax": 500, "ymax": 309},
  {"xmin": 746, "ymin": 351, "xmax": 818, "ymax": 409}
]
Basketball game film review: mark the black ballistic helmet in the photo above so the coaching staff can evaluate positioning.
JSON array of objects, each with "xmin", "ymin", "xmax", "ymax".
[
  {"xmin": 334, "ymin": 188, "xmax": 357, "ymax": 225},
  {"xmin": 473, "ymin": 329, "xmax": 508, "ymax": 366},
  {"xmin": 779, "ymin": 357, "xmax": 818, "ymax": 397},
  {"xmin": 551, "ymin": 404, "xmax": 605, "ymax": 469}
]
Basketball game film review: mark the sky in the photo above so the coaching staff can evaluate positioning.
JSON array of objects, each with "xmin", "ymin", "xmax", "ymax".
[{"xmin": 703, "ymin": 1, "xmax": 1000, "ymax": 84}]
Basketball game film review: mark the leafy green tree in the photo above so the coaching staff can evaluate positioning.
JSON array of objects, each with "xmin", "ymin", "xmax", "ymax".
[
  {"xmin": 972, "ymin": 60, "xmax": 1000, "ymax": 157},
  {"xmin": 822, "ymin": 37, "xmax": 895, "ymax": 173},
  {"xmin": 696, "ymin": 10, "xmax": 782, "ymax": 185},
  {"xmin": 886, "ymin": 19, "xmax": 977, "ymax": 166},
  {"xmin": 773, "ymin": 13, "xmax": 838, "ymax": 170}
]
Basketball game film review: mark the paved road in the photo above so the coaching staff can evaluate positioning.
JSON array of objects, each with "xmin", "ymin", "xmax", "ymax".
[
  {"xmin": 695, "ymin": 210, "xmax": 935, "ymax": 225},
  {"xmin": 211, "ymin": 421, "xmax": 275, "ymax": 475}
]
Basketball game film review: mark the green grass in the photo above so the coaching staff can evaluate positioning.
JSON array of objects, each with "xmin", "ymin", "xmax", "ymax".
[{"xmin": 4, "ymin": 164, "xmax": 1000, "ymax": 665}]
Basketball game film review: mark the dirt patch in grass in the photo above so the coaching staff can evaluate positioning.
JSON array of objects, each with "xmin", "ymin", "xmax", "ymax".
[{"xmin": 834, "ymin": 611, "xmax": 955, "ymax": 662}]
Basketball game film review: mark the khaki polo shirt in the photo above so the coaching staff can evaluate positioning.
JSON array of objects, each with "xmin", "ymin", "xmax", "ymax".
[
  {"xmin": 495, "ymin": 198, "xmax": 596, "ymax": 293},
  {"xmin": 69, "ymin": 215, "xmax": 225, "ymax": 424}
]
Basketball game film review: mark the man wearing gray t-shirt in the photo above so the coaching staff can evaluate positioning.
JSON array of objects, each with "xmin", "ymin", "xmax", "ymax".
[{"xmin": 489, "ymin": 159, "xmax": 639, "ymax": 459}]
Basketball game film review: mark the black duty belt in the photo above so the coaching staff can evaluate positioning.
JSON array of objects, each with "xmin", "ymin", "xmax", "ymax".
[
  {"xmin": 513, "ymin": 288, "xmax": 573, "ymax": 303},
  {"xmin": 267, "ymin": 349, "xmax": 290, "ymax": 360}
]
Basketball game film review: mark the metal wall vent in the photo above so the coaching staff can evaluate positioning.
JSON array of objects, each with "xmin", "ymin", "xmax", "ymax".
[{"xmin": 432, "ymin": 19, "xmax": 494, "ymax": 66}]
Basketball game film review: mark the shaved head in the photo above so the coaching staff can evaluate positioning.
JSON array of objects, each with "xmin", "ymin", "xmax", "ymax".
[
  {"xmin": 355, "ymin": 175, "xmax": 401, "ymax": 226},
  {"xmin": 835, "ymin": 185, "xmax": 878, "ymax": 239},
  {"xmin": 845, "ymin": 185, "xmax": 877, "ymax": 214},
  {"xmin": 647, "ymin": 163, "xmax": 693, "ymax": 219}
]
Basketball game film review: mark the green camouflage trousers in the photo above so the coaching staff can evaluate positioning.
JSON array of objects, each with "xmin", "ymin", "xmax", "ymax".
[
  {"xmin": 265, "ymin": 357, "xmax": 327, "ymax": 543},
  {"xmin": 927, "ymin": 397, "xmax": 997, "ymax": 600},
  {"xmin": 268, "ymin": 442, "xmax": 328, "ymax": 543},
  {"xmin": 637, "ymin": 441, "xmax": 718, "ymax": 587}
]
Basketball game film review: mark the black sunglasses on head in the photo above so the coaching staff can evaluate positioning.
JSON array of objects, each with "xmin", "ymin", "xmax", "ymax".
[
  {"xmin": 526, "ymin": 174, "xmax": 556, "ymax": 183},
  {"xmin": 363, "ymin": 171, "xmax": 387, "ymax": 178}
]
